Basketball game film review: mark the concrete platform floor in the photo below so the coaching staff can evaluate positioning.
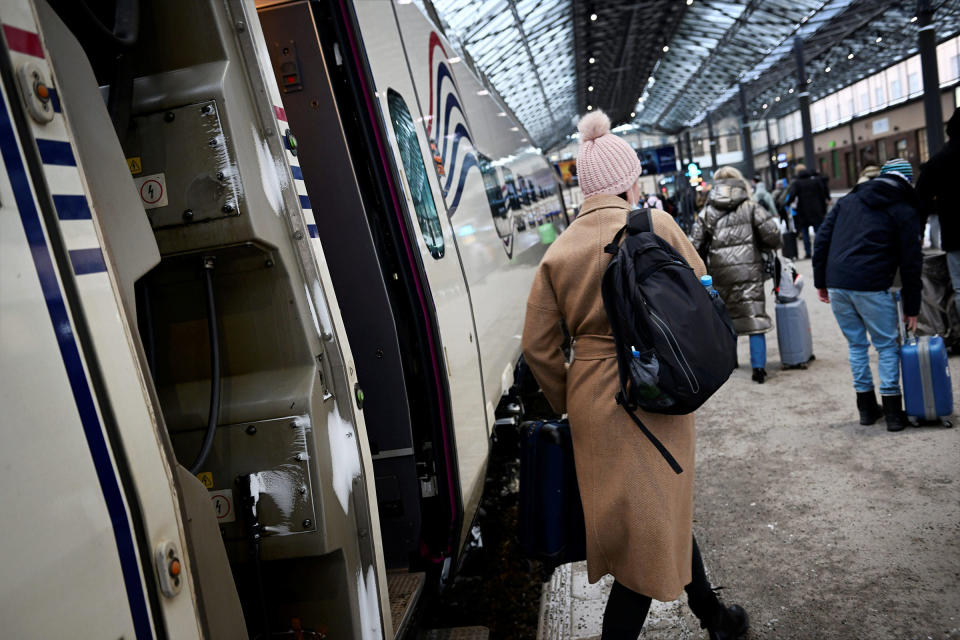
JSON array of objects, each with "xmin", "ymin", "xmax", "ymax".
[{"xmin": 538, "ymin": 259, "xmax": 960, "ymax": 640}]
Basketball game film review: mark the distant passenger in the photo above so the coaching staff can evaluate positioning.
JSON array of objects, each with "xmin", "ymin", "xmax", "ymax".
[
  {"xmin": 786, "ymin": 163, "xmax": 831, "ymax": 259},
  {"xmin": 522, "ymin": 110, "xmax": 749, "ymax": 640},
  {"xmin": 813, "ymin": 158, "xmax": 922, "ymax": 431},
  {"xmin": 645, "ymin": 191, "xmax": 663, "ymax": 210},
  {"xmin": 691, "ymin": 167, "xmax": 781, "ymax": 384},
  {"xmin": 917, "ymin": 107, "xmax": 960, "ymax": 299},
  {"xmin": 752, "ymin": 175, "xmax": 777, "ymax": 216},
  {"xmin": 857, "ymin": 163, "xmax": 881, "ymax": 184}
]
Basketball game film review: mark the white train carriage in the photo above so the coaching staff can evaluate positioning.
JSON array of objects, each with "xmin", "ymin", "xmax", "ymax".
[{"xmin": 0, "ymin": 0, "xmax": 564, "ymax": 638}]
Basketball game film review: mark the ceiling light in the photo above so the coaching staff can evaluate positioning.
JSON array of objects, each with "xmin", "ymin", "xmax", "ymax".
[
  {"xmin": 686, "ymin": 0, "xmax": 693, "ymax": 5},
  {"xmin": 910, "ymin": 15, "xmax": 917, "ymax": 23},
  {"xmin": 520, "ymin": 138, "xmax": 528, "ymax": 142},
  {"xmin": 824, "ymin": 66, "xmax": 831, "ymax": 72},
  {"xmin": 448, "ymin": 56, "xmax": 461, "ymax": 64},
  {"xmin": 788, "ymin": 87, "xmax": 794, "ymax": 94},
  {"xmin": 800, "ymin": 15, "xmax": 808, "ymax": 23},
  {"xmin": 588, "ymin": 85, "xmax": 594, "ymax": 91},
  {"xmin": 589, "ymin": 57, "xmax": 596, "ymax": 64},
  {"xmin": 876, "ymin": 36, "xmax": 883, "ymax": 43},
  {"xmin": 762, "ymin": 103, "xmax": 768, "ymax": 109},
  {"xmin": 775, "ymin": 96, "xmax": 781, "ymax": 102},
  {"xmin": 497, "ymin": 111, "xmax": 507, "ymax": 117},
  {"xmin": 587, "ymin": 105, "xmax": 593, "ymax": 110},
  {"xmin": 590, "ymin": 13, "xmax": 597, "ymax": 21},
  {"xmin": 510, "ymin": 127, "xmax": 519, "ymax": 131},
  {"xmin": 631, "ymin": 112, "xmax": 636, "ymax": 117},
  {"xmin": 847, "ymin": 53, "xmax": 854, "ymax": 59},
  {"xmin": 662, "ymin": 45, "xmax": 669, "ymax": 53},
  {"xmin": 477, "ymin": 89, "xmax": 489, "ymax": 96}
]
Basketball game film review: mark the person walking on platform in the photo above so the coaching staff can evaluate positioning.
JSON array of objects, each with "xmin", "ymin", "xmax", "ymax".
[
  {"xmin": 522, "ymin": 110, "xmax": 748, "ymax": 640},
  {"xmin": 786, "ymin": 164, "xmax": 830, "ymax": 259},
  {"xmin": 753, "ymin": 175, "xmax": 777, "ymax": 216},
  {"xmin": 691, "ymin": 167, "xmax": 782, "ymax": 384},
  {"xmin": 917, "ymin": 107, "xmax": 960, "ymax": 309},
  {"xmin": 813, "ymin": 159, "xmax": 923, "ymax": 431}
]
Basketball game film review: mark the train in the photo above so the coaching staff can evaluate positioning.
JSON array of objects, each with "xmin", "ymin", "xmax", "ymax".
[{"xmin": 0, "ymin": 0, "xmax": 567, "ymax": 638}]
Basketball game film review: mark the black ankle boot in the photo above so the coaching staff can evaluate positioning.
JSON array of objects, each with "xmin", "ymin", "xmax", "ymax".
[
  {"xmin": 881, "ymin": 394, "xmax": 910, "ymax": 432},
  {"xmin": 751, "ymin": 368, "xmax": 766, "ymax": 383},
  {"xmin": 856, "ymin": 391, "xmax": 883, "ymax": 425},
  {"xmin": 707, "ymin": 604, "xmax": 749, "ymax": 640}
]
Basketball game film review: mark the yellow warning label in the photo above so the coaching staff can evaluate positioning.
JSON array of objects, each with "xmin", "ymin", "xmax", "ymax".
[
  {"xmin": 196, "ymin": 472, "xmax": 214, "ymax": 489},
  {"xmin": 126, "ymin": 156, "xmax": 143, "ymax": 175}
]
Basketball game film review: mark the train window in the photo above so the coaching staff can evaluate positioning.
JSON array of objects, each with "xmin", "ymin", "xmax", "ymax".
[
  {"xmin": 478, "ymin": 154, "xmax": 507, "ymax": 218},
  {"xmin": 387, "ymin": 89, "xmax": 444, "ymax": 259}
]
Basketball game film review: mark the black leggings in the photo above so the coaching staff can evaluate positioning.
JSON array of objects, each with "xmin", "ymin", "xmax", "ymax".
[{"xmin": 600, "ymin": 536, "xmax": 721, "ymax": 640}]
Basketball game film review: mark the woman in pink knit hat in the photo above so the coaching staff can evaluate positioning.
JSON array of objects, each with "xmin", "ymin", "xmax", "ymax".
[{"xmin": 522, "ymin": 111, "xmax": 749, "ymax": 639}]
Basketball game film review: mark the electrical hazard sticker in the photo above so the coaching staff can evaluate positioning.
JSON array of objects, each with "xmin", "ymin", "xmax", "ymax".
[
  {"xmin": 126, "ymin": 156, "xmax": 143, "ymax": 175},
  {"xmin": 196, "ymin": 471, "xmax": 214, "ymax": 489},
  {"xmin": 210, "ymin": 489, "xmax": 235, "ymax": 523},
  {"xmin": 134, "ymin": 172, "xmax": 168, "ymax": 209}
]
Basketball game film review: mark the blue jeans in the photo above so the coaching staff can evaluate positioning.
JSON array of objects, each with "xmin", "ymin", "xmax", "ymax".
[
  {"xmin": 828, "ymin": 288, "xmax": 900, "ymax": 396},
  {"xmin": 749, "ymin": 333, "xmax": 766, "ymax": 369},
  {"xmin": 947, "ymin": 250, "xmax": 960, "ymax": 317}
]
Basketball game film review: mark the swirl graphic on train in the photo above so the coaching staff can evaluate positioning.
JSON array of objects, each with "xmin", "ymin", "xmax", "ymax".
[{"xmin": 428, "ymin": 32, "xmax": 515, "ymax": 258}]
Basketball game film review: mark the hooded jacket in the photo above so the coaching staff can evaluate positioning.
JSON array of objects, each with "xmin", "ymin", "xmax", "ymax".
[
  {"xmin": 690, "ymin": 178, "xmax": 782, "ymax": 334},
  {"xmin": 813, "ymin": 175, "xmax": 924, "ymax": 315},
  {"xmin": 916, "ymin": 108, "xmax": 960, "ymax": 251},
  {"xmin": 788, "ymin": 169, "xmax": 830, "ymax": 228}
]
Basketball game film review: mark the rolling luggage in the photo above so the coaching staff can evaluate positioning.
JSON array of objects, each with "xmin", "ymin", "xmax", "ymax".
[
  {"xmin": 901, "ymin": 335, "xmax": 953, "ymax": 423},
  {"xmin": 896, "ymin": 290, "xmax": 954, "ymax": 425},
  {"xmin": 518, "ymin": 420, "xmax": 586, "ymax": 566},
  {"xmin": 775, "ymin": 259, "xmax": 814, "ymax": 368},
  {"xmin": 781, "ymin": 230, "xmax": 798, "ymax": 259}
]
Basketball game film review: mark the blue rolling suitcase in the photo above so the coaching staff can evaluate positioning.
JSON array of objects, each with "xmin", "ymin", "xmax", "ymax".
[
  {"xmin": 897, "ymin": 291, "xmax": 954, "ymax": 425},
  {"xmin": 518, "ymin": 420, "xmax": 586, "ymax": 566},
  {"xmin": 901, "ymin": 335, "xmax": 954, "ymax": 423}
]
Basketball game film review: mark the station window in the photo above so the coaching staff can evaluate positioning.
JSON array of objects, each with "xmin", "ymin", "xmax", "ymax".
[
  {"xmin": 478, "ymin": 154, "xmax": 507, "ymax": 218},
  {"xmin": 908, "ymin": 72, "xmax": 921, "ymax": 96},
  {"xmin": 725, "ymin": 134, "xmax": 739, "ymax": 152},
  {"xmin": 896, "ymin": 138, "xmax": 908, "ymax": 160},
  {"xmin": 386, "ymin": 89, "xmax": 444, "ymax": 259}
]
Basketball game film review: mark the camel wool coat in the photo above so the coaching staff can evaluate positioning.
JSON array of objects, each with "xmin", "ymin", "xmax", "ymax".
[{"xmin": 522, "ymin": 194, "xmax": 706, "ymax": 601}]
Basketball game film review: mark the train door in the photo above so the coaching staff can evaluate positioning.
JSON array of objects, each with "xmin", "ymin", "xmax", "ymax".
[
  {"xmin": 256, "ymin": 6, "xmax": 483, "ymax": 636},
  {"xmin": 27, "ymin": 0, "xmax": 388, "ymax": 637}
]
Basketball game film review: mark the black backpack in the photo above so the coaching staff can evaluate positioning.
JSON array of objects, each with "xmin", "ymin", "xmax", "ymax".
[{"xmin": 601, "ymin": 209, "xmax": 738, "ymax": 473}]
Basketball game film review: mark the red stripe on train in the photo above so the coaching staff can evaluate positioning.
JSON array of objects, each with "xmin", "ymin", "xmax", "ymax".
[
  {"xmin": 273, "ymin": 105, "xmax": 287, "ymax": 122},
  {"xmin": 3, "ymin": 25, "xmax": 43, "ymax": 58}
]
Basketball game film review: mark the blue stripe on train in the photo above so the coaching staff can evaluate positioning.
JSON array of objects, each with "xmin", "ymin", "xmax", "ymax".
[
  {"xmin": 70, "ymin": 248, "xmax": 107, "ymax": 275},
  {"xmin": 308, "ymin": 224, "xmax": 318, "ymax": 238},
  {"xmin": 53, "ymin": 194, "xmax": 91, "ymax": 219},
  {"xmin": 299, "ymin": 194, "xmax": 311, "ymax": 210},
  {"xmin": 0, "ymin": 85, "xmax": 153, "ymax": 637},
  {"xmin": 36, "ymin": 138, "xmax": 75, "ymax": 165},
  {"xmin": 290, "ymin": 164, "xmax": 303, "ymax": 180},
  {"xmin": 49, "ymin": 87, "xmax": 61, "ymax": 113}
]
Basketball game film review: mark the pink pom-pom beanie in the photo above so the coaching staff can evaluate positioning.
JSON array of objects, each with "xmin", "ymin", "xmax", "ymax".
[{"xmin": 576, "ymin": 110, "xmax": 642, "ymax": 198}]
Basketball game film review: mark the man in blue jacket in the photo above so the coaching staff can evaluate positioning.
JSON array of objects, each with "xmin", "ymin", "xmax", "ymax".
[{"xmin": 813, "ymin": 159, "xmax": 923, "ymax": 432}]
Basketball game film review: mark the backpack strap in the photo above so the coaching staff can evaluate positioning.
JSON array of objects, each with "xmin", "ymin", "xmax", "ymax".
[
  {"xmin": 604, "ymin": 208, "xmax": 653, "ymax": 255},
  {"xmin": 627, "ymin": 207, "xmax": 654, "ymax": 234},
  {"xmin": 619, "ymin": 401, "xmax": 684, "ymax": 474}
]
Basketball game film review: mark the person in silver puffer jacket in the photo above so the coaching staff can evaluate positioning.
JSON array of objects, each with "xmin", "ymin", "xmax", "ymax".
[{"xmin": 691, "ymin": 167, "xmax": 782, "ymax": 383}]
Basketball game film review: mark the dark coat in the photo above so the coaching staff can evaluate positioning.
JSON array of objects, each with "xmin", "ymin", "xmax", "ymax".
[
  {"xmin": 787, "ymin": 170, "xmax": 830, "ymax": 228},
  {"xmin": 690, "ymin": 179, "xmax": 782, "ymax": 334},
  {"xmin": 916, "ymin": 134, "xmax": 960, "ymax": 251},
  {"xmin": 812, "ymin": 175, "xmax": 924, "ymax": 316}
]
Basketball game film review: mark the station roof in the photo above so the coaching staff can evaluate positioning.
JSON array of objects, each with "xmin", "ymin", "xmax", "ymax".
[{"xmin": 428, "ymin": 0, "xmax": 960, "ymax": 148}]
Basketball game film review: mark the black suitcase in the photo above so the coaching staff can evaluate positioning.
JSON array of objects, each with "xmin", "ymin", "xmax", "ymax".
[
  {"xmin": 518, "ymin": 420, "xmax": 586, "ymax": 566},
  {"xmin": 781, "ymin": 231, "xmax": 798, "ymax": 259}
]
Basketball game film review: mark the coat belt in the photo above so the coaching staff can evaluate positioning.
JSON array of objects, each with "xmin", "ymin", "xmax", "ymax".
[{"xmin": 571, "ymin": 334, "xmax": 617, "ymax": 360}]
